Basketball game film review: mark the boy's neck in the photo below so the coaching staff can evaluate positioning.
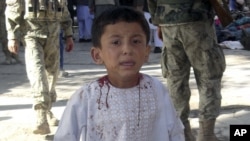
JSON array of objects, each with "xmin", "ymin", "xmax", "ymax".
[{"xmin": 103, "ymin": 73, "xmax": 142, "ymax": 88}]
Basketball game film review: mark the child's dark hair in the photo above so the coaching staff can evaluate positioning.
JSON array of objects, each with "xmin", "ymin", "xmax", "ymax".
[{"xmin": 91, "ymin": 6, "xmax": 150, "ymax": 48}]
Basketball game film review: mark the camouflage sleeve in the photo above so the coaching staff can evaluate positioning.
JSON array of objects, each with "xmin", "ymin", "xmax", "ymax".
[
  {"xmin": 5, "ymin": 0, "xmax": 24, "ymax": 40},
  {"xmin": 60, "ymin": 4, "xmax": 73, "ymax": 37},
  {"xmin": 147, "ymin": 0, "xmax": 157, "ymax": 25}
]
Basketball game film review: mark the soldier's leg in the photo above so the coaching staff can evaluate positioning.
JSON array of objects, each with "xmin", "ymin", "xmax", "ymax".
[
  {"xmin": 44, "ymin": 36, "xmax": 60, "ymax": 126},
  {"xmin": 194, "ymin": 47, "xmax": 225, "ymax": 141},
  {"xmin": 32, "ymin": 103, "xmax": 51, "ymax": 134},
  {"xmin": 184, "ymin": 21, "xmax": 226, "ymax": 141},
  {"xmin": 24, "ymin": 37, "xmax": 51, "ymax": 134},
  {"xmin": 161, "ymin": 26, "xmax": 195, "ymax": 141},
  {"xmin": 163, "ymin": 46, "xmax": 192, "ymax": 123}
]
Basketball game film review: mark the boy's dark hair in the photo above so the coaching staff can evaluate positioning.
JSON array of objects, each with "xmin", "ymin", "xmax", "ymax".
[{"xmin": 91, "ymin": 6, "xmax": 150, "ymax": 48}]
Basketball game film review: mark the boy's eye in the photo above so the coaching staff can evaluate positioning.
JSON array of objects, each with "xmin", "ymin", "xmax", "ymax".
[
  {"xmin": 111, "ymin": 40, "xmax": 120, "ymax": 45},
  {"xmin": 132, "ymin": 39, "xmax": 142, "ymax": 44}
]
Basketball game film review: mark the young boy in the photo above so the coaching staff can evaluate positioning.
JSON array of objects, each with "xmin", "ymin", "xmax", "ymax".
[{"xmin": 54, "ymin": 7, "xmax": 184, "ymax": 141}]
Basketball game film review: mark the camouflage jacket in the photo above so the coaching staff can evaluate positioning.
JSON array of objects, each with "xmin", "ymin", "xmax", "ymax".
[
  {"xmin": 5, "ymin": 0, "xmax": 73, "ymax": 40},
  {"xmin": 147, "ymin": 0, "xmax": 214, "ymax": 25}
]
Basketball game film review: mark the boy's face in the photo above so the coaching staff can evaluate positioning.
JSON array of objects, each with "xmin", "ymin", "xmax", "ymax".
[{"xmin": 91, "ymin": 21, "xmax": 150, "ymax": 87}]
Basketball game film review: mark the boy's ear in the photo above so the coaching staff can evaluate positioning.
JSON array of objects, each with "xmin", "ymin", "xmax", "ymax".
[
  {"xmin": 91, "ymin": 47, "xmax": 103, "ymax": 64},
  {"xmin": 144, "ymin": 45, "xmax": 151, "ymax": 62}
]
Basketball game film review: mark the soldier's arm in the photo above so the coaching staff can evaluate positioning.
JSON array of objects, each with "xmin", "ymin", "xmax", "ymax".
[
  {"xmin": 60, "ymin": 4, "xmax": 73, "ymax": 38},
  {"xmin": 5, "ymin": 1, "xmax": 24, "ymax": 40},
  {"xmin": 5, "ymin": 1, "xmax": 24, "ymax": 54},
  {"xmin": 147, "ymin": 0, "xmax": 157, "ymax": 25},
  {"xmin": 61, "ymin": 4, "xmax": 74, "ymax": 52}
]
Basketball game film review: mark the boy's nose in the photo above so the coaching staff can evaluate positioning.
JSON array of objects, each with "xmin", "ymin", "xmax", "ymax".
[{"xmin": 122, "ymin": 42, "xmax": 133, "ymax": 55}]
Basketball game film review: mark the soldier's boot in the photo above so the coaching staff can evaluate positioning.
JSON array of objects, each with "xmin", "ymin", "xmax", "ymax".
[
  {"xmin": 44, "ymin": 134, "xmax": 55, "ymax": 141},
  {"xmin": 183, "ymin": 121, "xmax": 195, "ymax": 141},
  {"xmin": 33, "ymin": 109, "xmax": 51, "ymax": 135},
  {"xmin": 197, "ymin": 119, "xmax": 219, "ymax": 141},
  {"xmin": 47, "ymin": 110, "xmax": 59, "ymax": 126}
]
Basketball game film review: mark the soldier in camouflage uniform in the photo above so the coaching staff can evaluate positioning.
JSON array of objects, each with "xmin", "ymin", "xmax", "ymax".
[
  {"xmin": 147, "ymin": 0, "xmax": 226, "ymax": 141},
  {"xmin": 5, "ymin": 0, "xmax": 74, "ymax": 135},
  {"xmin": 0, "ymin": 0, "xmax": 21, "ymax": 65}
]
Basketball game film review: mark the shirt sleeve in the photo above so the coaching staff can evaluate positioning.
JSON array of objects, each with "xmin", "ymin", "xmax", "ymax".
[
  {"xmin": 5, "ymin": 1, "xmax": 25, "ymax": 40},
  {"xmin": 60, "ymin": 4, "xmax": 73, "ymax": 37},
  {"xmin": 54, "ymin": 86, "xmax": 88, "ymax": 141},
  {"xmin": 169, "ymin": 115, "xmax": 185, "ymax": 141}
]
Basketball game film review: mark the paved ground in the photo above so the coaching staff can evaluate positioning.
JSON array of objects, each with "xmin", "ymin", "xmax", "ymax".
[{"xmin": 0, "ymin": 40, "xmax": 250, "ymax": 141}]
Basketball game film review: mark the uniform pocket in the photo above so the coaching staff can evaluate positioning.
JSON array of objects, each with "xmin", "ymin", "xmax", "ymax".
[
  {"xmin": 203, "ymin": 45, "xmax": 226, "ymax": 78},
  {"xmin": 211, "ymin": 45, "xmax": 226, "ymax": 74}
]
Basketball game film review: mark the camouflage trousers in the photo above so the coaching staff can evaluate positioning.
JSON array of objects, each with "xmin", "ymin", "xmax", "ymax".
[
  {"xmin": 24, "ymin": 36, "xmax": 59, "ymax": 110},
  {"xmin": 160, "ymin": 20, "xmax": 226, "ymax": 122}
]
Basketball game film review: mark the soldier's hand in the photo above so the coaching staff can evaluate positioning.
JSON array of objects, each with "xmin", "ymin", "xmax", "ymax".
[
  {"xmin": 157, "ymin": 27, "xmax": 163, "ymax": 41},
  {"xmin": 65, "ymin": 37, "xmax": 74, "ymax": 52},
  {"xmin": 8, "ymin": 39, "xmax": 19, "ymax": 54}
]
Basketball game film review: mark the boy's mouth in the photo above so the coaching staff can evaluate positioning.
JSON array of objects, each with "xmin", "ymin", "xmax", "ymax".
[{"xmin": 120, "ymin": 61, "xmax": 135, "ymax": 66}]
